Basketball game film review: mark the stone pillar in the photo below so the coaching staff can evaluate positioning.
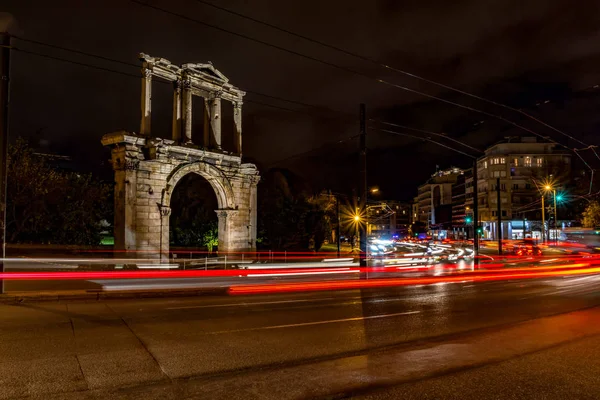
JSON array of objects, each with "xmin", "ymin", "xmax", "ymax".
[
  {"xmin": 216, "ymin": 209, "xmax": 238, "ymax": 252},
  {"xmin": 249, "ymin": 180, "xmax": 258, "ymax": 250},
  {"xmin": 203, "ymin": 98, "xmax": 210, "ymax": 148},
  {"xmin": 172, "ymin": 79, "xmax": 182, "ymax": 142},
  {"xmin": 159, "ymin": 205, "xmax": 171, "ymax": 261},
  {"xmin": 182, "ymin": 78, "xmax": 193, "ymax": 144},
  {"xmin": 233, "ymin": 101, "xmax": 242, "ymax": 155},
  {"xmin": 108, "ymin": 144, "xmax": 142, "ymax": 255},
  {"xmin": 140, "ymin": 66, "xmax": 152, "ymax": 136},
  {"xmin": 210, "ymin": 95, "xmax": 222, "ymax": 150}
]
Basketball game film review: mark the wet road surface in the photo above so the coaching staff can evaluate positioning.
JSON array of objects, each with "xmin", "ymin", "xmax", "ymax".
[{"xmin": 2, "ymin": 274, "xmax": 600, "ymax": 398}]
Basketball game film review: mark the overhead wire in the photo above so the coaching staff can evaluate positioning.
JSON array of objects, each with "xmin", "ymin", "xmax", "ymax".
[
  {"xmin": 130, "ymin": 0, "xmax": 583, "ymax": 151},
  {"xmin": 368, "ymin": 126, "xmax": 477, "ymax": 159},
  {"xmin": 370, "ymin": 119, "xmax": 483, "ymax": 154},
  {"xmin": 190, "ymin": 0, "xmax": 592, "ymax": 148},
  {"xmin": 11, "ymin": 29, "xmax": 600, "ymax": 190},
  {"xmin": 12, "ymin": 45, "xmax": 356, "ymax": 166}
]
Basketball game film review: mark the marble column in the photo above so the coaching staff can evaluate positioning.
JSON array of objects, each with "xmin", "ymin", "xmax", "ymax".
[
  {"xmin": 171, "ymin": 79, "xmax": 182, "ymax": 142},
  {"xmin": 211, "ymin": 95, "xmax": 222, "ymax": 149},
  {"xmin": 233, "ymin": 101, "xmax": 242, "ymax": 155},
  {"xmin": 140, "ymin": 67, "xmax": 152, "ymax": 136},
  {"xmin": 181, "ymin": 78, "xmax": 193, "ymax": 144}
]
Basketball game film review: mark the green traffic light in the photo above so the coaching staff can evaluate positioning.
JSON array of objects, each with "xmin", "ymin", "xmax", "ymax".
[
  {"xmin": 465, "ymin": 217, "xmax": 472, "ymax": 223},
  {"xmin": 556, "ymin": 194, "xmax": 564, "ymax": 202}
]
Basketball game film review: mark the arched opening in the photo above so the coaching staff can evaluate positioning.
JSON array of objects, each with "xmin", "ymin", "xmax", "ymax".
[{"xmin": 169, "ymin": 173, "xmax": 219, "ymax": 252}]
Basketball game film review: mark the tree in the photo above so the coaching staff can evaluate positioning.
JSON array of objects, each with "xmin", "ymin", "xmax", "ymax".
[
  {"xmin": 581, "ymin": 201, "xmax": 600, "ymax": 228},
  {"xmin": 6, "ymin": 139, "xmax": 112, "ymax": 245},
  {"xmin": 257, "ymin": 169, "xmax": 335, "ymax": 251},
  {"xmin": 202, "ymin": 221, "xmax": 219, "ymax": 253}
]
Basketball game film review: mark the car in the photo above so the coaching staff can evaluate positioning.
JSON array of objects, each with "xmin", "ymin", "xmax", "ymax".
[{"xmin": 511, "ymin": 239, "xmax": 542, "ymax": 256}]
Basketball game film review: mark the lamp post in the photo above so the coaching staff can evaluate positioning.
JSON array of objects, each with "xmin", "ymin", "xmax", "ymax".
[
  {"xmin": 544, "ymin": 184, "xmax": 559, "ymax": 244},
  {"xmin": 541, "ymin": 194, "xmax": 545, "ymax": 243}
]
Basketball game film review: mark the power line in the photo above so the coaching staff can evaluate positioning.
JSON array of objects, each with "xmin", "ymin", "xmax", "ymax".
[
  {"xmin": 265, "ymin": 134, "xmax": 360, "ymax": 167},
  {"xmin": 13, "ymin": 35, "xmax": 342, "ymax": 115},
  {"xmin": 14, "ymin": 32, "xmax": 591, "ymax": 170},
  {"xmin": 191, "ymin": 0, "xmax": 591, "ymax": 148},
  {"xmin": 131, "ymin": 0, "xmax": 581, "ymax": 149},
  {"xmin": 13, "ymin": 36, "xmax": 140, "ymax": 68},
  {"xmin": 15, "ymin": 48, "xmax": 140, "ymax": 80},
  {"xmin": 370, "ymin": 119, "xmax": 483, "ymax": 154},
  {"xmin": 12, "ymin": 33, "xmax": 598, "ymax": 189},
  {"xmin": 13, "ymin": 46, "xmax": 359, "ymax": 168},
  {"xmin": 369, "ymin": 126, "xmax": 477, "ymax": 159}
]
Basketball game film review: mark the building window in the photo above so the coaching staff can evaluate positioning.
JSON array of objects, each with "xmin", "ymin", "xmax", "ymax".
[
  {"xmin": 513, "ymin": 184, "xmax": 519, "ymax": 189},
  {"xmin": 492, "ymin": 211, "xmax": 497, "ymax": 216},
  {"xmin": 402, "ymin": 210, "xmax": 406, "ymax": 214},
  {"xmin": 500, "ymin": 157, "xmax": 506, "ymax": 164},
  {"xmin": 501, "ymin": 171, "xmax": 507, "ymax": 177},
  {"xmin": 526, "ymin": 183, "xmax": 531, "ymax": 189},
  {"xmin": 501, "ymin": 184, "xmax": 506, "ymax": 190},
  {"xmin": 484, "ymin": 160, "xmax": 488, "ymax": 168},
  {"xmin": 536, "ymin": 157, "xmax": 543, "ymax": 167},
  {"xmin": 514, "ymin": 158, "xmax": 519, "ymax": 166},
  {"xmin": 524, "ymin": 157, "xmax": 532, "ymax": 167},
  {"xmin": 502, "ymin": 210, "xmax": 507, "ymax": 217}
]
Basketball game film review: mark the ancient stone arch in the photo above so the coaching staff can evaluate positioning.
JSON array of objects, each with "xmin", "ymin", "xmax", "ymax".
[
  {"xmin": 163, "ymin": 161, "xmax": 236, "ymax": 211},
  {"xmin": 102, "ymin": 54, "xmax": 259, "ymax": 258}
]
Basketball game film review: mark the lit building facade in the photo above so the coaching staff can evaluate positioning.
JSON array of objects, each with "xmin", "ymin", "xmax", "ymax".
[
  {"xmin": 465, "ymin": 137, "xmax": 571, "ymax": 239},
  {"xmin": 413, "ymin": 167, "xmax": 464, "ymax": 236}
]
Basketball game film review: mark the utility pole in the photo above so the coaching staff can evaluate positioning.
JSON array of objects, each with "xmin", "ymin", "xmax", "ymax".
[
  {"xmin": 472, "ymin": 160, "xmax": 479, "ymax": 261},
  {"xmin": 553, "ymin": 189, "xmax": 558, "ymax": 245},
  {"xmin": 359, "ymin": 104, "xmax": 367, "ymax": 267},
  {"xmin": 541, "ymin": 195, "xmax": 545, "ymax": 244},
  {"xmin": 336, "ymin": 195, "xmax": 341, "ymax": 257},
  {"xmin": 0, "ymin": 32, "xmax": 11, "ymax": 294},
  {"xmin": 496, "ymin": 177, "xmax": 502, "ymax": 255}
]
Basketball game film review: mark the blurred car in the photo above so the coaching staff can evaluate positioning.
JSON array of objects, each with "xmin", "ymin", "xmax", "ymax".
[{"xmin": 511, "ymin": 239, "xmax": 542, "ymax": 256}]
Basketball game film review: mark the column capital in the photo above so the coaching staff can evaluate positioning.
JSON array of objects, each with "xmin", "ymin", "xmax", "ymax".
[
  {"xmin": 215, "ymin": 209, "xmax": 239, "ymax": 219},
  {"xmin": 173, "ymin": 78, "xmax": 183, "ymax": 91},
  {"xmin": 210, "ymin": 90, "xmax": 224, "ymax": 100},
  {"xmin": 158, "ymin": 204, "xmax": 171, "ymax": 217}
]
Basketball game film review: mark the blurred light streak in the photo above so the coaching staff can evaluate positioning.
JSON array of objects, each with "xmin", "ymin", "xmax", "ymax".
[{"xmin": 228, "ymin": 265, "xmax": 600, "ymax": 295}]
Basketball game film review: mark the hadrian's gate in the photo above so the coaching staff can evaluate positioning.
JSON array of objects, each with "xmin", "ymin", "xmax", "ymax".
[{"xmin": 102, "ymin": 54, "xmax": 259, "ymax": 257}]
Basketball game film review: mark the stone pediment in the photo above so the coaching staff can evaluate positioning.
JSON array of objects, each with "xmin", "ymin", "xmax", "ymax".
[{"xmin": 182, "ymin": 61, "xmax": 229, "ymax": 85}]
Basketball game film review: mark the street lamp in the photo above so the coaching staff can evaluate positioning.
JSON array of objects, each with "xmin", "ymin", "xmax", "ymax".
[{"xmin": 543, "ymin": 184, "xmax": 559, "ymax": 244}]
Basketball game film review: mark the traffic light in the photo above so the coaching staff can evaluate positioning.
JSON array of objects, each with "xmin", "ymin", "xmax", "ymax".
[
  {"xmin": 476, "ymin": 226, "xmax": 483, "ymax": 235},
  {"xmin": 465, "ymin": 216, "xmax": 472, "ymax": 224}
]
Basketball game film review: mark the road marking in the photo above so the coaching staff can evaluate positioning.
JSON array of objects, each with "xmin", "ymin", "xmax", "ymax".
[
  {"xmin": 207, "ymin": 311, "xmax": 420, "ymax": 334},
  {"xmin": 166, "ymin": 297, "xmax": 341, "ymax": 310}
]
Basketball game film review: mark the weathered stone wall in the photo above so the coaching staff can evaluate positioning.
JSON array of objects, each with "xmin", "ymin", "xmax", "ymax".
[{"xmin": 102, "ymin": 131, "xmax": 259, "ymax": 258}]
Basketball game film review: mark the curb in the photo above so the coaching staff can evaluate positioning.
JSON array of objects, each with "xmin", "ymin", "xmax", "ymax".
[{"xmin": 0, "ymin": 287, "xmax": 229, "ymax": 303}]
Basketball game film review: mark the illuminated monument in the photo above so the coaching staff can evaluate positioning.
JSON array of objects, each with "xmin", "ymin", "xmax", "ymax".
[{"xmin": 102, "ymin": 54, "xmax": 259, "ymax": 258}]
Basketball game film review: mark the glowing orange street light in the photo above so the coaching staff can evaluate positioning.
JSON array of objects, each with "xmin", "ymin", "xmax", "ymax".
[{"xmin": 354, "ymin": 215, "xmax": 360, "ymax": 222}]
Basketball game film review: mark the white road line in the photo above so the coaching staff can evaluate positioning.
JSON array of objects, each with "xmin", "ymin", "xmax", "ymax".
[
  {"xmin": 167, "ymin": 297, "xmax": 341, "ymax": 310},
  {"xmin": 207, "ymin": 311, "xmax": 420, "ymax": 334}
]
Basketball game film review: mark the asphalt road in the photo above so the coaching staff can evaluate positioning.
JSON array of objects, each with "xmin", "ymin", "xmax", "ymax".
[{"xmin": 3, "ymin": 274, "xmax": 600, "ymax": 399}]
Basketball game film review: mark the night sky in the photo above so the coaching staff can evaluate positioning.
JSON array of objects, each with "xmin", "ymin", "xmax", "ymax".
[{"xmin": 3, "ymin": 1, "xmax": 600, "ymax": 200}]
